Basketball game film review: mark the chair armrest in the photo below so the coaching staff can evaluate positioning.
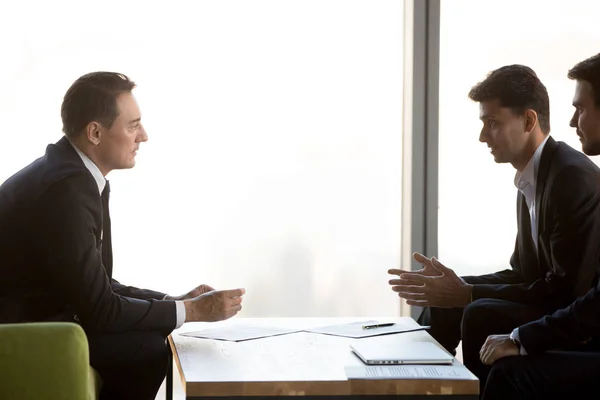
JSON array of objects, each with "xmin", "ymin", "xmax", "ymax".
[{"xmin": 0, "ymin": 322, "xmax": 95, "ymax": 399}]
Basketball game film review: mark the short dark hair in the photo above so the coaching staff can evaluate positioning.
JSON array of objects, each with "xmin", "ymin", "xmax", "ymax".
[
  {"xmin": 568, "ymin": 53, "xmax": 600, "ymax": 107},
  {"xmin": 468, "ymin": 65, "xmax": 551, "ymax": 134},
  {"xmin": 61, "ymin": 72, "xmax": 136, "ymax": 138}
]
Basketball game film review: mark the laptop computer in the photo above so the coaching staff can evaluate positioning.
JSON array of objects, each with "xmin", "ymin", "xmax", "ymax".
[{"xmin": 350, "ymin": 341, "xmax": 454, "ymax": 365}]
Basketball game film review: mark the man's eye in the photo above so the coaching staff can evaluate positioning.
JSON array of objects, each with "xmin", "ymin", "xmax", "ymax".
[{"xmin": 489, "ymin": 120, "xmax": 496, "ymax": 127}]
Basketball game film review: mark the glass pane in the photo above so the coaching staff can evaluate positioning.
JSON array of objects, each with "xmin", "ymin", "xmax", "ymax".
[
  {"xmin": 438, "ymin": 0, "xmax": 600, "ymax": 276},
  {"xmin": 0, "ymin": 0, "xmax": 404, "ymax": 316}
]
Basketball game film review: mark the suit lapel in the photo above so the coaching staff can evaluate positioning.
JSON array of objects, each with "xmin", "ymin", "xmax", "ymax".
[{"xmin": 534, "ymin": 136, "xmax": 559, "ymax": 249}]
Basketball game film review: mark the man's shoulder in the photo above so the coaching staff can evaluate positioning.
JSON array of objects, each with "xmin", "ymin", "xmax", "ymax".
[
  {"xmin": 0, "ymin": 140, "xmax": 96, "ymax": 207},
  {"xmin": 540, "ymin": 141, "xmax": 600, "ymax": 198},
  {"xmin": 550, "ymin": 140, "xmax": 599, "ymax": 174}
]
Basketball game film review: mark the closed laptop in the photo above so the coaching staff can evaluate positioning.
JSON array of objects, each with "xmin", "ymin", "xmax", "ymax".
[{"xmin": 350, "ymin": 341, "xmax": 454, "ymax": 365}]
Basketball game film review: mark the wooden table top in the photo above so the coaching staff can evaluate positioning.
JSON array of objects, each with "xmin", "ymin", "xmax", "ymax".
[{"xmin": 169, "ymin": 317, "xmax": 479, "ymax": 397}]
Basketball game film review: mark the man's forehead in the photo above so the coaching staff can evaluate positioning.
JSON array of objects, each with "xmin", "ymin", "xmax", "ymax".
[
  {"xmin": 574, "ymin": 80, "xmax": 593, "ymax": 103},
  {"xmin": 479, "ymin": 99, "xmax": 506, "ymax": 118},
  {"xmin": 115, "ymin": 92, "xmax": 141, "ymax": 117}
]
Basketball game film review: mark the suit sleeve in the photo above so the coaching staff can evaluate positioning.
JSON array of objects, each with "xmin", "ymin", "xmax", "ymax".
[
  {"xmin": 464, "ymin": 238, "xmax": 526, "ymax": 287},
  {"xmin": 111, "ymin": 280, "xmax": 168, "ymax": 300},
  {"xmin": 518, "ymin": 284, "xmax": 600, "ymax": 354},
  {"xmin": 472, "ymin": 166, "xmax": 600, "ymax": 308},
  {"xmin": 31, "ymin": 173, "xmax": 177, "ymax": 333}
]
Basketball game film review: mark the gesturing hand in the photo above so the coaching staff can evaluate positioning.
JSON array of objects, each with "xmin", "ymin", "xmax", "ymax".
[
  {"xmin": 389, "ymin": 257, "xmax": 472, "ymax": 308},
  {"xmin": 185, "ymin": 288, "xmax": 246, "ymax": 322},
  {"xmin": 166, "ymin": 284, "xmax": 216, "ymax": 301},
  {"xmin": 480, "ymin": 334, "xmax": 520, "ymax": 365},
  {"xmin": 388, "ymin": 252, "xmax": 443, "ymax": 281}
]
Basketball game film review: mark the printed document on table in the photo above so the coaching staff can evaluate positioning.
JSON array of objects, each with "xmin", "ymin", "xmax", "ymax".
[
  {"xmin": 345, "ymin": 362, "xmax": 475, "ymax": 380},
  {"xmin": 305, "ymin": 320, "xmax": 429, "ymax": 338},
  {"xmin": 181, "ymin": 326, "xmax": 302, "ymax": 342}
]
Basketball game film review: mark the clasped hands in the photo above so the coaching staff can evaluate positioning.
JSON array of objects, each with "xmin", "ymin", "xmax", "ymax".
[
  {"xmin": 167, "ymin": 284, "xmax": 246, "ymax": 322},
  {"xmin": 388, "ymin": 252, "xmax": 473, "ymax": 308}
]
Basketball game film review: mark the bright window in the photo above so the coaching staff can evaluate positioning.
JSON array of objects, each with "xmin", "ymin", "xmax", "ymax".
[
  {"xmin": 438, "ymin": 0, "xmax": 600, "ymax": 276},
  {"xmin": 0, "ymin": 0, "xmax": 404, "ymax": 316}
]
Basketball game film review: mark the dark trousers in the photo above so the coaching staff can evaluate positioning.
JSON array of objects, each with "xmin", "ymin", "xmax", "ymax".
[
  {"xmin": 483, "ymin": 351, "xmax": 600, "ymax": 399},
  {"xmin": 418, "ymin": 278, "xmax": 546, "ymax": 393},
  {"xmin": 87, "ymin": 330, "xmax": 170, "ymax": 400}
]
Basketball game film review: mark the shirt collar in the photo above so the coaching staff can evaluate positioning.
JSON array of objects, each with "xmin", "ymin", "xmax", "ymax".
[
  {"xmin": 514, "ymin": 135, "xmax": 550, "ymax": 191},
  {"xmin": 67, "ymin": 138, "xmax": 106, "ymax": 195}
]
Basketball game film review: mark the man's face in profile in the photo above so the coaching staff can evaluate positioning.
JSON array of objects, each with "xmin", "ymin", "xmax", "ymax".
[
  {"xmin": 570, "ymin": 80, "xmax": 600, "ymax": 156},
  {"xmin": 96, "ymin": 92, "xmax": 148, "ymax": 172},
  {"xmin": 478, "ymin": 99, "xmax": 529, "ymax": 165}
]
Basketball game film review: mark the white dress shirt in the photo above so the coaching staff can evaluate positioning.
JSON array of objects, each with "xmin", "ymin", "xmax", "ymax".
[
  {"xmin": 69, "ymin": 140, "xmax": 186, "ymax": 328},
  {"xmin": 510, "ymin": 135, "xmax": 550, "ymax": 355},
  {"xmin": 513, "ymin": 135, "xmax": 550, "ymax": 249}
]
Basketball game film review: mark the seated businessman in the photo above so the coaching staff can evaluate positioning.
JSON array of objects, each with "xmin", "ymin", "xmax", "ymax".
[
  {"xmin": 480, "ymin": 53, "xmax": 600, "ymax": 400},
  {"xmin": 388, "ymin": 64, "xmax": 600, "ymax": 390},
  {"xmin": 0, "ymin": 72, "xmax": 246, "ymax": 400}
]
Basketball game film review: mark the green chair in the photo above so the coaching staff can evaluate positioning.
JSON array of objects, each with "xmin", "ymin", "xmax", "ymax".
[{"xmin": 0, "ymin": 322, "xmax": 102, "ymax": 400}]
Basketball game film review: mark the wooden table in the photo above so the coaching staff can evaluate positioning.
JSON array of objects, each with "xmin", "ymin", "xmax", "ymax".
[{"xmin": 167, "ymin": 317, "xmax": 479, "ymax": 399}]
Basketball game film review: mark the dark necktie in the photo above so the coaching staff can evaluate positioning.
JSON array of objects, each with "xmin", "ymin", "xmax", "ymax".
[{"xmin": 101, "ymin": 180, "xmax": 113, "ymax": 278}]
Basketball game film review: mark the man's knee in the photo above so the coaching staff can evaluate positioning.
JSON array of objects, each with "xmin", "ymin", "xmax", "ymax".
[
  {"xmin": 93, "ymin": 331, "xmax": 169, "ymax": 400},
  {"xmin": 488, "ymin": 357, "xmax": 512, "ymax": 378},
  {"xmin": 462, "ymin": 298, "xmax": 507, "ymax": 332},
  {"xmin": 420, "ymin": 306, "xmax": 465, "ymax": 354},
  {"xmin": 482, "ymin": 357, "xmax": 520, "ymax": 399},
  {"xmin": 135, "ymin": 332, "xmax": 169, "ymax": 371},
  {"xmin": 96, "ymin": 331, "xmax": 167, "ymax": 374}
]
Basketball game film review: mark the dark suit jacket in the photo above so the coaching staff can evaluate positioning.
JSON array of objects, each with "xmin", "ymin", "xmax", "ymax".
[
  {"xmin": 468, "ymin": 137, "xmax": 600, "ymax": 312},
  {"xmin": 518, "ymin": 282, "xmax": 600, "ymax": 354},
  {"xmin": 0, "ymin": 137, "xmax": 177, "ymax": 333}
]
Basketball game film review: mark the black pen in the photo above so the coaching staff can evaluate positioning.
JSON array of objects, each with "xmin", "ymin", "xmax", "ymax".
[{"xmin": 362, "ymin": 323, "xmax": 395, "ymax": 330}]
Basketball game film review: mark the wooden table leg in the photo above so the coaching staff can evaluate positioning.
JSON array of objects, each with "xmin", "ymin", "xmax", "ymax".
[{"xmin": 166, "ymin": 341, "xmax": 173, "ymax": 400}]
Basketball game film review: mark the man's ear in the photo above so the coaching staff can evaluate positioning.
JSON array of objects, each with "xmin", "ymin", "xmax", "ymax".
[
  {"xmin": 85, "ymin": 122, "xmax": 102, "ymax": 145},
  {"xmin": 524, "ymin": 109, "xmax": 538, "ymax": 133}
]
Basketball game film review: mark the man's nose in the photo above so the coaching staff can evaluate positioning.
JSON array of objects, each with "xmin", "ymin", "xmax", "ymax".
[
  {"xmin": 479, "ymin": 128, "xmax": 487, "ymax": 143},
  {"xmin": 569, "ymin": 111, "xmax": 578, "ymax": 128},
  {"xmin": 138, "ymin": 124, "xmax": 148, "ymax": 142}
]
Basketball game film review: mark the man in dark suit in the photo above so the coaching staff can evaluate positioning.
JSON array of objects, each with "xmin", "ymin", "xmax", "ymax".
[
  {"xmin": 480, "ymin": 53, "xmax": 600, "ymax": 399},
  {"xmin": 388, "ymin": 65, "xmax": 600, "ymax": 390},
  {"xmin": 0, "ymin": 72, "xmax": 246, "ymax": 400}
]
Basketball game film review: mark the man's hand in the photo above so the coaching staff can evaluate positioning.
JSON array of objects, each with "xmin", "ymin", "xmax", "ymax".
[
  {"xmin": 184, "ymin": 288, "xmax": 246, "ymax": 322},
  {"xmin": 480, "ymin": 334, "xmax": 520, "ymax": 365},
  {"xmin": 388, "ymin": 252, "xmax": 443, "ymax": 280},
  {"xmin": 165, "ymin": 284, "xmax": 216, "ymax": 301},
  {"xmin": 389, "ymin": 256, "xmax": 473, "ymax": 307}
]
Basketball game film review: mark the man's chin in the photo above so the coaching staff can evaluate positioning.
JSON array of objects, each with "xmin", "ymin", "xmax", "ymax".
[
  {"xmin": 583, "ymin": 143, "xmax": 600, "ymax": 156},
  {"xmin": 116, "ymin": 161, "xmax": 136, "ymax": 170},
  {"xmin": 492, "ymin": 154, "xmax": 508, "ymax": 164}
]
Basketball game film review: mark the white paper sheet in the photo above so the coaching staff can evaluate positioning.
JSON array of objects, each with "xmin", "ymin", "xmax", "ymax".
[
  {"xmin": 344, "ymin": 363, "xmax": 475, "ymax": 380},
  {"xmin": 180, "ymin": 326, "xmax": 302, "ymax": 342},
  {"xmin": 304, "ymin": 320, "xmax": 430, "ymax": 338}
]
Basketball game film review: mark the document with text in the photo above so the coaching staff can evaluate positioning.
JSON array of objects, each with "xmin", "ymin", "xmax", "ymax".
[{"xmin": 344, "ymin": 363, "xmax": 475, "ymax": 380}]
